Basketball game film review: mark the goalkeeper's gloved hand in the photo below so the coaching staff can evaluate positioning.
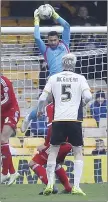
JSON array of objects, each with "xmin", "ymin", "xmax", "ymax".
[
  {"xmin": 34, "ymin": 9, "xmax": 40, "ymax": 25},
  {"xmin": 45, "ymin": 4, "xmax": 59, "ymax": 20}
]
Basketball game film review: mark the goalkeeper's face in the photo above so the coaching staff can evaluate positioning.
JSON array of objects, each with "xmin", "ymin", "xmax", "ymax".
[{"xmin": 48, "ymin": 35, "xmax": 59, "ymax": 48}]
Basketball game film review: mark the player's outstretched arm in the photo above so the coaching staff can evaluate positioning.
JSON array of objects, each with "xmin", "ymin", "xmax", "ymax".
[
  {"xmin": 37, "ymin": 78, "xmax": 52, "ymax": 117},
  {"xmin": 82, "ymin": 90, "xmax": 92, "ymax": 106},
  {"xmin": 34, "ymin": 9, "xmax": 46, "ymax": 55},
  {"xmin": 81, "ymin": 76, "xmax": 92, "ymax": 106},
  {"xmin": 37, "ymin": 91, "xmax": 49, "ymax": 116},
  {"xmin": 46, "ymin": 4, "xmax": 70, "ymax": 47}
]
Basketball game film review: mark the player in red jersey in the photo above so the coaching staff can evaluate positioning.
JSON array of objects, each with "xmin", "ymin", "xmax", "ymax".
[
  {"xmin": 28, "ymin": 101, "xmax": 72, "ymax": 194},
  {"xmin": 1, "ymin": 75, "xmax": 20, "ymax": 185}
]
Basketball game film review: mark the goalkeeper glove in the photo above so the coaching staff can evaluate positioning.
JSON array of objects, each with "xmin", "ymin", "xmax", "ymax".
[
  {"xmin": 45, "ymin": 4, "xmax": 59, "ymax": 20},
  {"xmin": 34, "ymin": 9, "xmax": 40, "ymax": 25}
]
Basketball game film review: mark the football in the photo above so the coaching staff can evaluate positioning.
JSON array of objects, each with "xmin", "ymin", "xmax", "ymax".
[{"xmin": 38, "ymin": 5, "xmax": 52, "ymax": 20}]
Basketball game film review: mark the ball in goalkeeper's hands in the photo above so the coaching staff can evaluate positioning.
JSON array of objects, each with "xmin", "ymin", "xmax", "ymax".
[{"xmin": 38, "ymin": 5, "xmax": 52, "ymax": 20}]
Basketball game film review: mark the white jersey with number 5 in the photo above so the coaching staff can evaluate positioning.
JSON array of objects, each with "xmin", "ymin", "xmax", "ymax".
[{"xmin": 44, "ymin": 71, "xmax": 90, "ymax": 121}]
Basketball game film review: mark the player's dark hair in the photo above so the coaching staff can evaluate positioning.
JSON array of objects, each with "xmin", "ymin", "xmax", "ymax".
[{"xmin": 48, "ymin": 31, "xmax": 59, "ymax": 38}]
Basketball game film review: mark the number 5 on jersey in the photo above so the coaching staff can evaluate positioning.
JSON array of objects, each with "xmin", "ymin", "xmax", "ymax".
[{"xmin": 61, "ymin": 84, "xmax": 72, "ymax": 102}]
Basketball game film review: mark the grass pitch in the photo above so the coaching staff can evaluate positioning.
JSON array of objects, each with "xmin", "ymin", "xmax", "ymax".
[{"xmin": 0, "ymin": 183, "xmax": 107, "ymax": 202}]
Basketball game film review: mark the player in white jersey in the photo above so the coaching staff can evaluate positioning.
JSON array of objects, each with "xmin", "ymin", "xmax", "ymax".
[{"xmin": 37, "ymin": 53, "xmax": 92, "ymax": 196}]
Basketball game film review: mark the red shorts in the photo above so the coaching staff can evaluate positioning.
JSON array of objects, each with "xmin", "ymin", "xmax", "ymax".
[
  {"xmin": 32, "ymin": 142, "xmax": 72, "ymax": 166},
  {"xmin": 1, "ymin": 108, "xmax": 20, "ymax": 132}
]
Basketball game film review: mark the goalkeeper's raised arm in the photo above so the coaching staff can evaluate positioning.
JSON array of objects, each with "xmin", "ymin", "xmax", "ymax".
[
  {"xmin": 34, "ymin": 5, "xmax": 70, "ymax": 76},
  {"xmin": 34, "ymin": 9, "xmax": 46, "ymax": 55}
]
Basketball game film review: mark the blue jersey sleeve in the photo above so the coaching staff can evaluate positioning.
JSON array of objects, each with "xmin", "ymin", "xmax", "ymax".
[
  {"xmin": 34, "ymin": 25, "xmax": 46, "ymax": 55},
  {"xmin": 28, "ymin": 109, "xmax": 37, "ymax": 121},
  {"xmin": 56, "ymin": 17, "xmax": 70, "ymax": 47}
]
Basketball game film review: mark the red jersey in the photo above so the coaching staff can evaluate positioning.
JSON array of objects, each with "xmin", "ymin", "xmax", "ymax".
[
  {"xmin": 45, "ymin": 102, "xmax": 54, "ymax": 126},
  {"xmin": 44, "ymin": 102, "xmax": 54, "ymax": 146},
  {"xmin": 1, "ymin": 76, "xmax": 19, "ymax": 117}
]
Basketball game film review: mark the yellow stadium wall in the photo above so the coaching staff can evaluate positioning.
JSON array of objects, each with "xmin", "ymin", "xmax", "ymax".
[{"xmin": 12, "ymin": 155, "xmax": 107, "ymax": 184}]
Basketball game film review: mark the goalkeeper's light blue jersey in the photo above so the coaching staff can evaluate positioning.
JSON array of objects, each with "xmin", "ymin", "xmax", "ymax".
[{"xmin": 34, "ymin": 17, "xmax": 70, "ymax": 76}]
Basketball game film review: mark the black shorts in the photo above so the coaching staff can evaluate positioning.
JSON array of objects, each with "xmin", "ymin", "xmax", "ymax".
[{"xmin": 51, "ymin": 121, "xmax": 83, "ymax": 146}]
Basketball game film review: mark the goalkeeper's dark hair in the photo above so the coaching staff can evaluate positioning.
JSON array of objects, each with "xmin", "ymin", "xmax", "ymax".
[{"xmin": 48, "ymin": 31, "xmax": 59, "ymax": 38}]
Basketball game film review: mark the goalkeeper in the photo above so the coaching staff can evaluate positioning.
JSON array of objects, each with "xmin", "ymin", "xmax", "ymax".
[{"xmin": 34, "ymin": 4, "xmax": 70, "ymax": 76}]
